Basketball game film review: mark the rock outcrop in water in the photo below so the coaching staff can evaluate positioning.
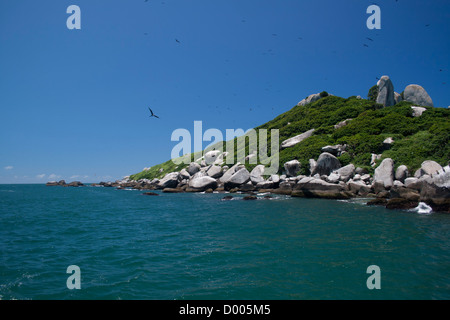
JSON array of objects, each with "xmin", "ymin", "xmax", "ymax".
[{"xmin": 46, "ymin": 180, "xmax": 83, "ymax": 187}]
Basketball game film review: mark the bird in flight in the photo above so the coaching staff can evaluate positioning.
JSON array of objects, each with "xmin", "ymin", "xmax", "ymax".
[
  {"xmin": 366, "ymin": 37, "xmax": 374, "ymax": 41},
  {"xmin": 175, "ymin": 39, "xmax": 180, "ymax": 43},
  {"xmin": 148, "ymin": 107, "xmax": 160, "ymax": 119}
]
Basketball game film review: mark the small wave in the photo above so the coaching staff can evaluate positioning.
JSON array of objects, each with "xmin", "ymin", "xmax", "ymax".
[
  {"xmin": 409, "ymin": 202, "xmax": 433, "ymax": 215},
  {"xmin": 0, "ymin": 272, "xmax": 38, "ymax": 295},
  {"xmin": 0, "ymin": 190, "xmax": 14, "ymax": 193},
  {"xmin": 221, "ymin": 197, "xmax": 237, "ymax": 201},
  {"xmin": 338, "ymin": 198, "xmax": 372, "ymax": 205}
]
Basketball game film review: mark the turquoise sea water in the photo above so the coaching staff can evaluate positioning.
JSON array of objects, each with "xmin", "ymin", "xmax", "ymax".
[{"xmin": 0, "ymin": 184, "xmax": 449, "ymax": 300}]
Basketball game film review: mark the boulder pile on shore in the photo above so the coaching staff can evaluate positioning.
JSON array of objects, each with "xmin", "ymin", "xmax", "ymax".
[{"xmin": 79, "ymin": 153, "xmax": 449, "ymax": 213}]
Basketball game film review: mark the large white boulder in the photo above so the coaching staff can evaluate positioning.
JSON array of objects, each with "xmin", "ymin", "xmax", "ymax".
[
  {"xmin": 204, "ymin": 150, "xmax": 222, "ymax": 165},
  {"xmin": 373, "ymin": 158, "xmax": 394, "ymax": 188},
  {"xmin": 281, "ymin": 129, "xmax": 315, "ymax": 149},
  {"xmin": 250, "ymin": 165, "xmax": 265, "ymax": 184},
  {"xmin": 297, "ymin": 93, "xmax": 322, "ymax": 106},
  {"xmin": 420, "ymin": 160, "xmax": 443, "ymax": 176},
  {"xmin": 395, "ymin": 165, "xmax": 409, "ymax": 183},
  {"xmin": 429, "ymin": 165, "xmax": 450, "ymax": 188},
  {"xmin": 187, "ymin": 162, "xmax": 201, "ymax": 176},
  {"xmin": 411, "ymin": 106, "xmax": 427, "ymax": 117},
  {"xmin": 219, "ymin": 162, "xmax": 242, "ymax": 183},
  {"xmin": 206, "ymin": 165, "xmax": 223, "ymax": 179},
  {"xmin": 330, "ymin": 164, "xmax": 355, "ymax": 182},
  {"xmin": 311, "ymin": 152, "xmax": 341, "ymax": 176},
  {"xmin": 284, "ymin": 160, "xmax": 301, "ymax": 177},
  {"xmin": 403, "ymin": 84, "xmax": 434, "ymax": 107},
  {"xmin": 292, "ymin": 177, "xmax": 349, "ymax": 199},
  {"xmin": 376, "ymin": 76, "xmax": 395, "ymax": 107},
  {"xmin": 158, "ymin": 172, "xmax": 179, "ymax": 189},
  {"xmin": 189, "ymin": 176, "xmax": 218, "ymax": 191},
  {"xmin": 225, "ymin": 168, "xmax": 251, "ymax": 188},
  {"xmin": 179, "ymin": 168, "xmax": 191, "ymax": 180}
]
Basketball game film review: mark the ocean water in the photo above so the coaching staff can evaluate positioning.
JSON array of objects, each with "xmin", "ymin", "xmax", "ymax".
[{"xmin": 1, "ymin": 184, "xmax": 450, "ymax": 300}]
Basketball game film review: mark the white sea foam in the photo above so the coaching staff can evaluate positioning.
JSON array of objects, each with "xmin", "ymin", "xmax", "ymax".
[
  {"xmin": 410, "ymin": 202, "xmax": 433, "ymax": 215},
  {"xmin": 338, "ymin": 198, "xmax": 372, "ymax": 205}
]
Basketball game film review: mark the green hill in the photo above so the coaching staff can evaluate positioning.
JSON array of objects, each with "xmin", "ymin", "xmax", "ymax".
[{"xmin": 130, "ymin": 94, "xmax": 449, "ymax": 181}]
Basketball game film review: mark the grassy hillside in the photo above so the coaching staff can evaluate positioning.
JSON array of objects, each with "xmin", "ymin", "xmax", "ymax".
[{"xmin": 130, "ymin": 95, "xmax": 449, "ymax": 181}]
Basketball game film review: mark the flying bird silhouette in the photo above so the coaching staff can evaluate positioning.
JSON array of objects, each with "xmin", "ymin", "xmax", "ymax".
[
  {"xmin": 148, "ymin": 107, "xmax": 160, "ymax": 119},
  {"xmin": 175, "ymin": 39, "xmax": 180, "ymax": 43}
]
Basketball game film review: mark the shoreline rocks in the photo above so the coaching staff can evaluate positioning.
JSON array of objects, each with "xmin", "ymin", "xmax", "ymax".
[
  {"xmin": 373, "ymin": 158, "xmax": 394, "ymax": 189},
  {"xmin": 64, "ymin": 154, "xmax": 448, "ymax": 214},
  {"xmin": 284, "ymin": 160, "xmax": 301, "ymax": 177},
  {"xmin": 128, "ymin": 158, "xmax": 448, "ymax": 213},
  {"xmin": 311, "ymin": 152, "xmax": 341, "ymax": 176},
  {"xmin": 292, "ymin": 177, "xmax": 351, "ymax": 199}
]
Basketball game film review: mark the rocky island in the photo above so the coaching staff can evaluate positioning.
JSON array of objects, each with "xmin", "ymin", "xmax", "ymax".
[{"xmin": 49, "ymin": 76, "xmax": 450, "ymax": 213}]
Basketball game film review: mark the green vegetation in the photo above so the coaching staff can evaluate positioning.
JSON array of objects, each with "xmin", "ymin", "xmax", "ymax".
[
  {"xmin": 130, "ymin": 94, "xmax": 450, "ymax": 180},
  {"xmin": 130, "ymin": 159, "xmax": 185, "ymax": 181},
  {"xmin": 368, "ymin": 85, "xmax": 379, "ymax": 102},
  {"xmin": 320, "ymin": 91, "xmax": 329, "ymax": 98}
]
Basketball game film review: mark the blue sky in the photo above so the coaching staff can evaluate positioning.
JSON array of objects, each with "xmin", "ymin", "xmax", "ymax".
[{"xmin": 1, "ymin": 0, "xmax": 449, "ymax": 184}]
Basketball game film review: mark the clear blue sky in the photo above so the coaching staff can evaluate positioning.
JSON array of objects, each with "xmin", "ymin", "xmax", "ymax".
[{"xmin": 1, "ymin": 0, "xmax": 449, "ymax": 184}]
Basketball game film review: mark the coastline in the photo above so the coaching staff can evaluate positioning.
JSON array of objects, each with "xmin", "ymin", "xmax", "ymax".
[{"xmin": 46, "ymin": 157, "xmax": 450, "ymax": 214}]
